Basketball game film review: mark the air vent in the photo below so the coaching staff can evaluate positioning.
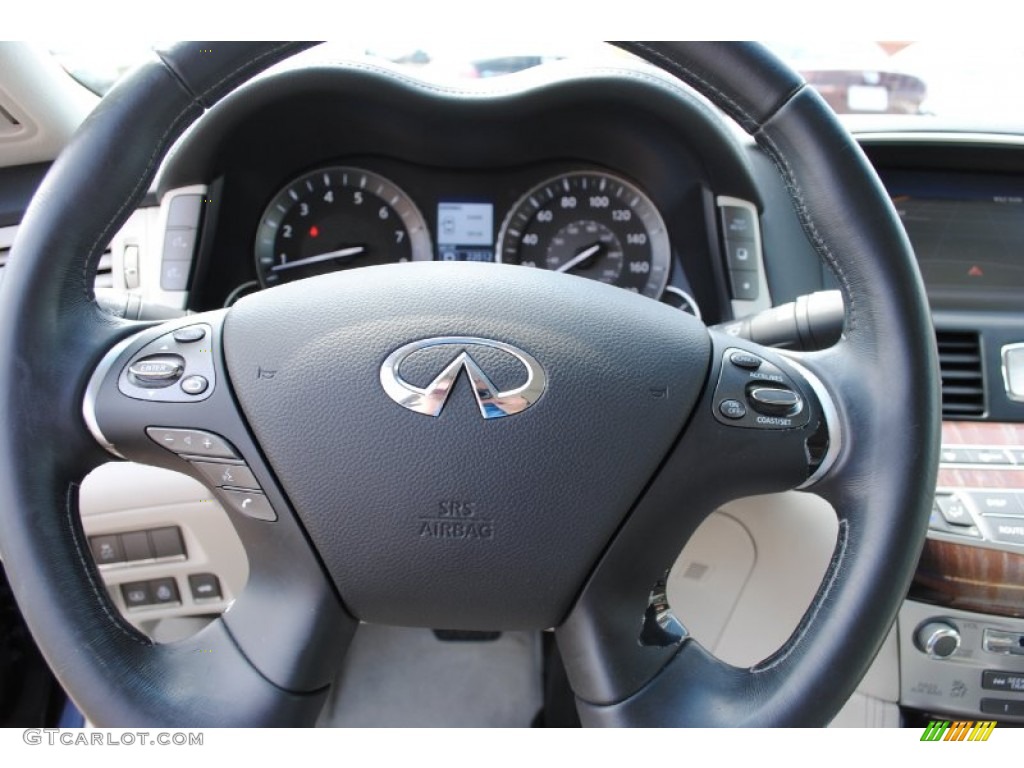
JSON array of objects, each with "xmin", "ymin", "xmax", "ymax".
[
  {"xmin": 94, "ymin": 251, "xmax": 114, "ymax": 289},
  {"xmin": 0, "ymin": 241, "xmax": 113, "ymax": 289},
  {"xmin": 936, "ymin": 330, "xmax": 985, "ymax": 418}
]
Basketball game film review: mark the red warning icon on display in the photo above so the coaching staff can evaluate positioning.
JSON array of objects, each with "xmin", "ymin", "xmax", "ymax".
[{"xmin": 967, "ymin": 265, "xmax": 984, "ymax": 277}]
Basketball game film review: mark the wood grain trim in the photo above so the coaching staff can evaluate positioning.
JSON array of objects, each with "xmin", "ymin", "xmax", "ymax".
[
  {"xmin": 943, "ymin": 421, "xmax": 1024, "ymax": 447},
  {"xmin": 939, "ymin": 420, "xmax": 1024, "ymax": 489},
  {"xmin": 938, "ymin": 468, "xmax": 1024, "ymax": 489},
  {"xmin": 911, "ymin": 538, "xmax": 1024, "ymax": 619}
]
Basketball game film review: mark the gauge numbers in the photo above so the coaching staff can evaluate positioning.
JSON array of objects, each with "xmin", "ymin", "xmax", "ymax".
[
  {"xmin": 496, "ymin": 171, "xmax": 671, "ymax": 298},
  {"xmin": 255, "ymin": 166, "xmax": 431, "ymax": 286}
]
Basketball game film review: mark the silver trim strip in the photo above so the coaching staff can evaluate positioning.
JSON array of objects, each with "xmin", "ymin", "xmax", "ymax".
[
  {"xmin": 151, "ymin": 184, "xmax": 208, "ymax": 309},
  {"xmin": 82, "ymin": 330, "xmax": 147, "ymax": 459},
  {"xmin": 785, "ymin": 356, "xmax": 842, "ymax": 490},
  {"xmin": 855, "ymin": 131, "xmax": 1024, "ymax": 147},
  {"xmin": 1001, "ymin": 342, "xmax": 1024, "ymax": 403},
  {"xmin": 715, "ymin": 195, "xmax": 771, "ymax": 319},
  {"xmin": 661, "ymin": 285, "xmax": 702, "ymax": 320}
]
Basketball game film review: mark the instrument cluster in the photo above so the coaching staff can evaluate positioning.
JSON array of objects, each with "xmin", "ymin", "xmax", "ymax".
[{"xmin": 253, "ymin": 162, "xmax": 699, "ymax": 316}]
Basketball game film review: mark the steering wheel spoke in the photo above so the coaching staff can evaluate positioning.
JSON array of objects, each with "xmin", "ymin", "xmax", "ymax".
[
  {"xmin": 555, "ymin": 331, "xmax": 838, "ymax": 706},
  {"xmin": 83, "ymin": 310, "xmax": 355, "ymax": 696},
  {"xmin": 0, "ymin": 42, "xmax": 940, "ymax": 727}
]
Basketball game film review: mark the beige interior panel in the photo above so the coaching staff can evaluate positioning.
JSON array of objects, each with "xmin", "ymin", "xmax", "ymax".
[
  {"xmin": 80, "ymin": 462, "xmax": 248, "ymax": 641},
  {"xmin": 668, "ymin": 491, "xmax": 901, "ymax": 726},
  {"xmin": 668, "ymin": 492, "xmax": 840, "ymax": 667}
]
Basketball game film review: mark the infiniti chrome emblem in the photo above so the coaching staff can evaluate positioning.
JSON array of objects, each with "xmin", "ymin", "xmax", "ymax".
[{"xmin": 380, "ymin": 337, "xmax": 546, "ymax": 419}]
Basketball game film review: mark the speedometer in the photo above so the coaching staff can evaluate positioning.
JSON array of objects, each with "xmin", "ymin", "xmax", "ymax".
[
  {"xmin": 255, "ymin": 166, "xmax": 431, "ymax": 286},
  {"xmin": 496, "ymin": 171, "xmax": 671, "ymax": 298}
]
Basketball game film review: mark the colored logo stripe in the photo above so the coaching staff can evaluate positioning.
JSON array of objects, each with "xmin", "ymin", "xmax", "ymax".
[
  {"xmin": 945, "ymin": 721, "xmax": 972, "ymax": 741},
  {"xmin": 969, "ymin": 721, "xmax": 997, "ymax": 741},
  {"xmin": 920, "ymin": 720, "xmax": 996, "ymax": 741}
]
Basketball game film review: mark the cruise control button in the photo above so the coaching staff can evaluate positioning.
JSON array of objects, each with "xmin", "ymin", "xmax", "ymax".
[
  {"xmin": 146, "ymin": 428, "xmax": 238, "ymax": 459},
  {"xmin": 748, "ymin": 387, "xmax": 802, "ymax": 416},
  {"xmin": 191, "ymin": 460, "xmax": 259, "ymax": 490},
  {"xmin": 180, "ymin": 375, "xmax": 209, "ymax": 396},
  {"xmin": 89, "ymin": 534, "xmax": 124, "ymax": 565},
  {"xmin": 729, "ymin": 351, "xmax": 762, "ymax": 371},
  {"xmin": 172, "ymin": 326, "xmax": 206, "ymax": 343},
  {"xmin": 718, "ymin": 399, "xmax": 746, "ymax": 420},
  {"xmin": 970, "ymin": 491, "xmax": 1024, "ymax": 517},
  {"xmin": 982, "ymin": 516, "xmax": 1024, "ymax": 546},
  {"xmin": 218, "ymin": 489, "xmax": 277, "ymax": 522}
]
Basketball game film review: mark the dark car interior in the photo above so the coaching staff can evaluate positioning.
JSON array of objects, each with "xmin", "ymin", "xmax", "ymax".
[{"xmin": 0, "ymin": 41, "xmax": 1022, "ymax": 728}]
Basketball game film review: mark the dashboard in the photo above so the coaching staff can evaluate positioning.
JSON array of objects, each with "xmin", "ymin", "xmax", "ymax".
[
  {"xmin": 151, "ymin": 62, "xmax": 772, "ymax": 325},
  {"xmin": 4, "ymin": 56, "xmax": 1024, "ymax": 727}
]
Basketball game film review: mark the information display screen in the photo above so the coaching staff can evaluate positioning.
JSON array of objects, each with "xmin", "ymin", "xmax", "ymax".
[
  {"xmin": 437, "ymin": 202, "xmax": 494, "ymax": 262},
  {"xmin": 885, "ymin": 170, "xmax": 1024, "ymax": 296}
]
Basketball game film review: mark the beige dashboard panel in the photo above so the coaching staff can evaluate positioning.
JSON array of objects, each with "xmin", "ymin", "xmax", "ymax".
[{"xmin": 80, "ymin": 462, "xmax": 248, "ymax": 641}]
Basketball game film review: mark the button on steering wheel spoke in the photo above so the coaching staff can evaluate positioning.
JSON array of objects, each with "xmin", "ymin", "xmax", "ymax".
[{"xmin": 83, "ymin": 308, "xmax": 354, "ymax": 692}]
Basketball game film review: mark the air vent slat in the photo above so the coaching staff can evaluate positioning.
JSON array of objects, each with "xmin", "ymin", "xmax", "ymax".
[
  {"xmin": 0, "ymin": 245, "xmax": 112, "ymax": 290},
  {"xmin": 936, "ymin": 330, "xmax": 985, "ymax": 418},
  {"xmin": 941, "ymin": 369, "xmax": 982, "ymax": 381}
]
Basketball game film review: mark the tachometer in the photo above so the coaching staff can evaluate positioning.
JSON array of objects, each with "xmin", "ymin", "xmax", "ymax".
[
  {"xmin": 496, "ymin": 171, "xmax": 671, "ymax": 298},
  {"xmin": 255, "ymin": 166, "xmax": 431, "ymax": 286}
]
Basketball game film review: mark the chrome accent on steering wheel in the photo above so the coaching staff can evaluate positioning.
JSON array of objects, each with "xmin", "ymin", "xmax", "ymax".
[{"xmin": 379, "ymin": 336, "xmax": 547, "ymax": 420}]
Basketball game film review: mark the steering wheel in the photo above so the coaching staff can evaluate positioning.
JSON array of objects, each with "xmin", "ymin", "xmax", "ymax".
[{"xmin": 0, "ymin": 42, "xmax": 939, "ymax": 726}]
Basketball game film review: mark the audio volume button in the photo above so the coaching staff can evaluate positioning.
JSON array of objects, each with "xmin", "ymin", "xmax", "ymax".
[{"xmin": 915, "ymin": 621, "xmax": 961, "ymax": 659}]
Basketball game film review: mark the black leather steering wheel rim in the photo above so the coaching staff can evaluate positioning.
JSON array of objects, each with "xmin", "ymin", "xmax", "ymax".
[{"xmin": 0, "ymin": 42, "xmax": 940, "ymax": 726}]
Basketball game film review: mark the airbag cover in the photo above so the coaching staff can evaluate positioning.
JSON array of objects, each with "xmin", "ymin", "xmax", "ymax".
[{"xmin": 223, "ymin": 262, "xmax": 709, "ymax": 629}]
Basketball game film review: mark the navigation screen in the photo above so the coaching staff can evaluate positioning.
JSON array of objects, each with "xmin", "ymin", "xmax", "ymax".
[
  {"xmin": 894, "ymin": 196, "xmax": 1024, "ymax": 290},
  {"xmin": 885, "ymin": 171, "xmax": 1024, "ymax": 294}
]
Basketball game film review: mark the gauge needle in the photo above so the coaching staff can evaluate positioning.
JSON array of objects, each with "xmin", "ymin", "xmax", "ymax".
[
  {"xmin": 556, "ymin": 243, "xmax": 602, "ymax": 274},
  {"xmin": 270, "ymin": 245, "xmax": 366, "ymax": 273}
]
